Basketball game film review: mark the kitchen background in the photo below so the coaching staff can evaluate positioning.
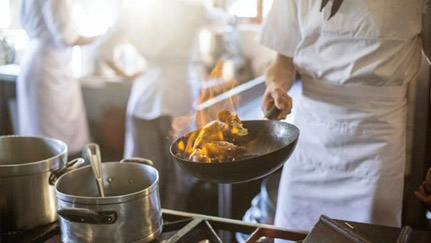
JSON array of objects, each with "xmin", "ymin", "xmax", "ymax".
[{"xmin": 0, "ymin": 0, "xmax": 430, "ymax": 233}]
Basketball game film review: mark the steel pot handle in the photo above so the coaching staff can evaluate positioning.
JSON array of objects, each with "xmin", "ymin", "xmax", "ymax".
[
  {"xmin": 49, "ymin": 158, "xmax": 85, "ymax": 185},
  {"xmin": 120, "ymin": 157, "xmax": 154, "ymax": 166},
  {"xmin": 58, "ymin": 208, "xmax": 117, "ymax": 224}
]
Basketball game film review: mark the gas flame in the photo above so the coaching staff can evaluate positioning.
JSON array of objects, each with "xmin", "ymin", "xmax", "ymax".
[
  {"xmin": 170, "ymin": 59, "xmax": 244, "ymax": 162},
  {"xmin": 196, "ymin": 59, "xmax": 239, "ymax": 127}
]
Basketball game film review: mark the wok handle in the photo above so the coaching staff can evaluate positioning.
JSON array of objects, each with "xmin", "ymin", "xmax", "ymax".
[
  {"xmin": 58, "ymin": 208, "xmax": 117, "ymax": 224},
  {"xmin": 49, "ymin": 158, "xmax": 85, "ymax": 185},
  {"xmin": 264, "ymin": 103, "xmax": 281, "ymax": 120},
  {"xmin": 120, "ymin": 157, "xmax": 154, "ymax": 166}
]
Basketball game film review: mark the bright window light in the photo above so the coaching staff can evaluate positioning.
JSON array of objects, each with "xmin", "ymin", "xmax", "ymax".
[
  {"xmin": 227, "ymin": 0, "xmax": 273, "ymax": 19},
  {"xmin": 0, "ymin": 0, "xmax": 11, "ymax": 28},
  {"xmin": 228, "ymin": 0, "xmax": 257, "ymax": 18},
  {"xmin": 72, "ymin": 0, "xmax": 116, "ymax": 36}
]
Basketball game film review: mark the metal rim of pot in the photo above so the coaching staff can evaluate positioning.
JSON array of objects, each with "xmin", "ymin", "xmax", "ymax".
[
  {"xmin": 55, "ymin": 159, "xmax": 160, "ymax": 205},
  {"xmin": 0, "ymin": 135, "xmax": 87, "ymax": 231},
  {"xmin": 0, "ymin": 135, "xmax": 68, "ymax": 176}
]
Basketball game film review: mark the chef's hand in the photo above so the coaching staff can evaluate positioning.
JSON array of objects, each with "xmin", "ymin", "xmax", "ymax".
[
  {"xmin": 415, "ymin": 182, "xmax": 431, "ymax": 204},
  {"xmin": 261, "ymin": 54, "xmax": 295, "ymax": 120},
  {"xmin": 262, "ymin": 85, "xmax": 292, "ymax": 120},
  {"xmin": 415, "ymin": 167, "xmax": 431, "ymax": 204}
]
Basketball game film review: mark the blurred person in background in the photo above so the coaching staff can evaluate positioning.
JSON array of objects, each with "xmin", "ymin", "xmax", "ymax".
[
  {"xmin": 18, "ymin": 0, "xmax": 98, "ymax": 157},
  {"xmin": 97, "ymin": 0, "xmax": 210, "ymax": 210},
  {"xmin": 259, "ymin": 0, "xmax": 431, "ymax": 235}
]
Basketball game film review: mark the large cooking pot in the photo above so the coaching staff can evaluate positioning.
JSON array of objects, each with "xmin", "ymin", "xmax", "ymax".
[
  {"xmin": 55, "ymin": 158, "xmax": 162, "ymax": 243},
  {"xmin": 170, "ymin": 120, "xmax": 299, "ymax": 184},
  {"xmin": 0, "ymin": 135, "xmax": 83, "ymax": 231}
]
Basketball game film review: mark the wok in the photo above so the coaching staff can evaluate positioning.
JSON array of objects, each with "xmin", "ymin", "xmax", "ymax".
[{"xmin": 170, "ymin": 120, "xmax": 299, "ymax": 184}]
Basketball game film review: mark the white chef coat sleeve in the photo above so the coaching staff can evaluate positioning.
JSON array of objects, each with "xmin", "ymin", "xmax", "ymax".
[
  {"xmin": 258, "ymin": 0, "xmax": 301, "ymax": 57},
  {"xmin": 97, "ymin": 12, "xmax": 130, "ymax": 62},
  {"xmin": 40, "ymin": 0, "xmax": 79, "ymax": 46}
]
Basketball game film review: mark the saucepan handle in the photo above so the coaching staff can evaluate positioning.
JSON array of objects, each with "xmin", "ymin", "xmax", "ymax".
[
  {"xmin": 120, "ymin": 157, "xmax": 154, "ymax": 166},
  {"xmin": 58, "ymin": 207, "xmax": 117, "ymax": 224},
  {"xmin": 49, "ymin": 158, "xmax": 85, "ymax": 185}
]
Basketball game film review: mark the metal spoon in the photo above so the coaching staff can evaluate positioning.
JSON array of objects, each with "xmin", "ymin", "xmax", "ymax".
[{"xmin": 86, "ymin": 143, "xmax": 105, "ymax": 197}]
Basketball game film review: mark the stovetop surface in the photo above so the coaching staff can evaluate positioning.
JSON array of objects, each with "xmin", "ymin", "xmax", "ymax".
[
  {"xmin": 2, "ymin": 209, "xmax": 431, "ymax": 243},
  {"xmin": 1, "ymin": 209, "xmax": 306, "ymax": 243}
]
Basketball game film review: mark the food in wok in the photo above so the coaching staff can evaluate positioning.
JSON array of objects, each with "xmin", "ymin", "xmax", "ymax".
[
  {"xmin": 176, "ymin": 110, "xmax": 249, "ymax": 163},
  {"xmin": 170, "ymin": 118, "xmax": 300, "ymax": 183}
]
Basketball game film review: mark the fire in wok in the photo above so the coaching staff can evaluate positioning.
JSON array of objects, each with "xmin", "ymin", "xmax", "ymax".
[{"xmin": 170, "ymin": 110, "xmax": 299, "ymax": 184}]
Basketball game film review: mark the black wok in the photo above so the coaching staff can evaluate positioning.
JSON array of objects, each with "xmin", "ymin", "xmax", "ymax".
[{"xmin": 170, "ymin": 120, "xmax": 299, "ymax": 184}]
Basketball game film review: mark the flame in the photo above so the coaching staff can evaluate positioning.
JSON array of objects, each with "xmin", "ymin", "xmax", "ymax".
[
  {"xmin": 170, "ymin": 58, "xmax": 242, "ymax": 161},
  {"xmin": 196, "ymin": 59, "xmax": 239, "ymax": 128}
]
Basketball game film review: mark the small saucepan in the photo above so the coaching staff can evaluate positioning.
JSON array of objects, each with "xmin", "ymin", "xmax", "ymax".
[
  {"xmin": 55, "ymin": 158, "xmax": 162, "ymax": 243},
  {"xmin": 170, "ymin": 120, "xmax": 299, "ymax": 184}
]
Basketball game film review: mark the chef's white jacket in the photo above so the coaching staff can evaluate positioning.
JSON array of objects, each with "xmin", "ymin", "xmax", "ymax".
[{"xmin": 259, "ymin": 0, "xmax": 430, "ymax": 234}]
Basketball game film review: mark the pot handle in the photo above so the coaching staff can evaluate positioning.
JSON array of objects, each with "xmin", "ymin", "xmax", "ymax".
[
  {"xmin": 49, "ymin": 158, "xmax": 85, "ymax": 185},
  {"xmin": 58, "ymin": 208, "xmax": 117, "ymax": 224},
  {"xmin": 120, "ymin": 157, "xmax": 153, "ymax": 166}
]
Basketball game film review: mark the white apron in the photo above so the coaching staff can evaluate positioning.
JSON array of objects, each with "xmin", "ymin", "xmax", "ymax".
[
  {"xmin": 17, "ymin": 0, "xmax": 90, "ymax": 155},
  {"xmin": 96, "ymin": 0, "xmax": 206, "ymax": 157},
  {"xmin": 123, "ymin": 62, "xmax": 199, "ymax": 158},
  {"xmin": 275, "ymin": 77, "xmax": 407, "ymax": 232},
  {"xmin": 258, "ymin": 0, "xmax": 426, "ymax": 234},
  {"xmin": 17, "ymin": 39, "xmax": 90, "ymax": 154}
]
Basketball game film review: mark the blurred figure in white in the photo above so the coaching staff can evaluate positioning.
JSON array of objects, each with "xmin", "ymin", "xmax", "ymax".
[
  {"xmin": 18, "ymin": 0, "xmax": 98, "ymax": 156},
  {"xmin": 98, "ymin": 0, "xmax": 210, "ymax": 210}
]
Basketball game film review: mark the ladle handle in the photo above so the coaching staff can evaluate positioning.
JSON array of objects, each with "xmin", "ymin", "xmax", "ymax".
[
  {"xmin": 86, "ymin": 143, "xmax": 105, "ymax": 197},
  {"xmin": 120, "ymin": 157, "xmax": 154, "ymax": 166}
]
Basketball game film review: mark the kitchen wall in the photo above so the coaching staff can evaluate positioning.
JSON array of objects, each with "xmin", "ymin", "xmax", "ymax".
[{"xmin": 236, "ymin": 24, "xmax": 275, "ymax": 76}]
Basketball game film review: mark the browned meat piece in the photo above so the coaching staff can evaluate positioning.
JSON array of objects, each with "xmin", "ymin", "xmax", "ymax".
[
  {"xmin": 184, "ymin": 109, "xmax": 249, "ymax": 163},
  {"xmin": 192, "ymin": 120, "xmax": 227, "ymax": 150},
  {"xmin": 217, "ymin": 110, "xmax": 248, "ymax": 136},
  {"xmin": 190, "ymin": 141, "xmax": 247, "ymax": 163},
  {"xmin": 192, "ymin": 110, "xmax": 248, "ymax": 150}
]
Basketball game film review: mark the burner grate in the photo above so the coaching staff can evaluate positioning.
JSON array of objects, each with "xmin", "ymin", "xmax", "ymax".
[{"xmin": 5, "ymin": 209, "xmax": 429, "ymax": 243}]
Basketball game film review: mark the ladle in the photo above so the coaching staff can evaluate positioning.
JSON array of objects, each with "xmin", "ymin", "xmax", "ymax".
[{"xmin": 86, "ymin": 143, "xmax": 105, "ymax": 197}]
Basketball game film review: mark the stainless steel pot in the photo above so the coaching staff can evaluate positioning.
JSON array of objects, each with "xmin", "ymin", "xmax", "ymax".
[
  {"xmin": 0, "ymin": 136, "xmax": 82, "ymax": 231},
  {"xmin": 55, "ymin": 158, "xmax": 162, "ymax": 243}
]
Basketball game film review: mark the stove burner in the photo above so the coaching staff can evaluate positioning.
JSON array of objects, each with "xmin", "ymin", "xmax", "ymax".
[{"xmin": 1, "ymin": 209, "xmax": 306, "ymax": 243}]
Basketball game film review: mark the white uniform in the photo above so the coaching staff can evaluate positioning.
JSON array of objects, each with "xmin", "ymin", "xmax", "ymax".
[
  {"xmin": 98, "ymin": 0, "xmax": 206, "ymax": 210},
  {"xmin": 18, "ymin": 0, "xmax": 90, "ymax": 155},
  {"xmin": 98, "ymin": 0, "xmax": 206, "ymax": 158},
  {"xmin": 259, "ymin": 0, "xmax": 428, "ymax": 232}
]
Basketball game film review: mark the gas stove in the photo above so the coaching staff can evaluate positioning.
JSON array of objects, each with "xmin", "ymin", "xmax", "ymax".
[
  {"xmin": 1, "ymin": 209, "xmax": 306, "ymax": 243},
  {"xmin": 2, "ymin": 209, "xmax": 430, "ymax": 243}
]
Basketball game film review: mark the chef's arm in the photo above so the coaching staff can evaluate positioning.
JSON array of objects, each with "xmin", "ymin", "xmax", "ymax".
[
  {"xmin": 42, "ymin": 0, "xmax": 99, "ymax": 47},
  {"xmin": 106, "ymin": 60, "xmax": 143, "ymax": 82},
  {"xmin": 70, "ymin": 35, "xmax": 99, "ymax": 46},
  {"xmin": 261, "ymin": 53, "xmax": 295, "ymax": 120}
]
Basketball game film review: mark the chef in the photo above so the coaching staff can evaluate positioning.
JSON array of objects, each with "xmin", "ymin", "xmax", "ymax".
[
  {"xmin": 97, "ymin": 0, "xmax": 208, "ymax": 210},
  {"xmin": 18, "ymin": 0, "xmax": 97, "ymax": 156},
  {"xmin": 259, "ymin": 0, "xmax": 431, "ymax": 234}
]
